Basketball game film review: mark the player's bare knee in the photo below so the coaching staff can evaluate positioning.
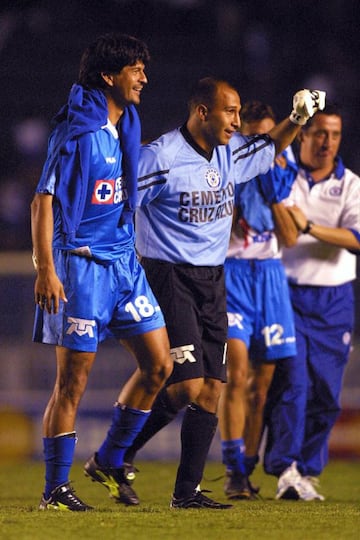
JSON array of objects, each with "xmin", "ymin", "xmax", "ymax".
[
  {"xmin": 155, "ymin": 351, "xmax": 173, "ymax": 383},
  {"xmin": 227, "ymin": 370, "xmax": 247, "ymax": 390},
  {"xmin": 249, "ymin": 389, "xmax": 267, "ymax": 412},
  {"xmin": 167, "ymin": 379, "xmax": 203, "ymax": 407},
  {"xmin": 57, "ymin": 363, "xmax": 89, "ymax": 400},
  {"xmin": 142, "ymin": 361, "xmax": 171, "ymax": 394},
  {"xmin": 55, "ymin": 378, "xmax": 86, "ymax": 408}
]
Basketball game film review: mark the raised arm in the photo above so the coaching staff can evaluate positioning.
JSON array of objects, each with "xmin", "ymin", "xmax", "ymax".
[{"xmin": 269, "ymin": 90, "xmax": 326, "ymax": 154}]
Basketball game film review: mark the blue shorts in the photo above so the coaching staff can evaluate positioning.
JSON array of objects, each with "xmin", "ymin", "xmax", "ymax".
[
  {"xmin": 33, "ymin": 249, "xmax": 165, "ymax": 352},
  {"xmin": 225, "ymin": 258, "xmax": 296, "ymax": 362}
]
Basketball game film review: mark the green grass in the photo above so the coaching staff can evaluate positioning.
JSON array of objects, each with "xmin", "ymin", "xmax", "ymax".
[{"xmin": 0, "ymin": 460, "xmax": 359, "ymax": 540}]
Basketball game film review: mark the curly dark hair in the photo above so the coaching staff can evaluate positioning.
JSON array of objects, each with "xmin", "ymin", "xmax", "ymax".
[{"xmin": 78, "ymin": 32, "xmax": 150, "ymax": 89}]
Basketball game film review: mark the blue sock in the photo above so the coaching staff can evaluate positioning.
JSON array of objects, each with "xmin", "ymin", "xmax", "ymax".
[
  {"xmin": 43, "ymin": 433, "xmax": 76, "ymax": 499},
  {"xmin": 221, "ymin": 438, "xmax": 246, "ymax": 474},
  {"xmin": 97, "ymin": 404, "xmax": 150, "ymax": 468},
  {"xmin": 244, "ymin": 454, "xmax": 259, "ymax": 476}
]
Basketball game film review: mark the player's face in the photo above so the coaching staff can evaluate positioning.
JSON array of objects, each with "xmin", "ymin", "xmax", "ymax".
[
  {"xmin": 107, "ymin": 61, "xmax": 148, "ymax": 108},
  {"xmin": 202, "ymin": 85, "xmax": 241, "ymax": 149},
  {"xmin": 241, "ymin": 117, "xmax": 275, "ymax": 136},
  {"xmin": 300, "ymin": 114, "xmax": 342, "ymax": 171}
]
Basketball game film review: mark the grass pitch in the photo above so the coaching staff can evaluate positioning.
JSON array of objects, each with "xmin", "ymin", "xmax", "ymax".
[{"xmin": 0, "ymin": 460, "xmax": 359, "ymax": 540}]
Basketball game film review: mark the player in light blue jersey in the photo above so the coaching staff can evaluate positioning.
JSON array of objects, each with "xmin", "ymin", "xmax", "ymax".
[
  {"xmin": 31, "ymin": 33, "xmax": 172, "ymax": 512},
  {"xmin": 264, "ymin": 103, "xmax": 360, "ymax": 501},
  {"xmin": 121, "ymin": 78, "xmax": 325, "ymax": 509},
  {"xmin": 217, "ymin": 101, "xmax": 298, "ymax": 501}
]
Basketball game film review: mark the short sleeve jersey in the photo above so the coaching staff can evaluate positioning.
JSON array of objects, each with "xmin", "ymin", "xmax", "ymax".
[
  {"xmin": 136, "ymin": 127, "xmax": 275, "ymax": 266},
  {"xmin": 37, "ymin": 121, "xmax": 134, "ymax": 261}
]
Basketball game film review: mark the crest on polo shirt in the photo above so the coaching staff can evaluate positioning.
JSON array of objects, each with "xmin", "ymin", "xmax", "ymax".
[
  {"xmin": 205, "ymin": 167, "xmax": 221, "ymax": 188},
  {"xmin": 329, "ymin": 185, "xmax": 342, "ymax": 197}
]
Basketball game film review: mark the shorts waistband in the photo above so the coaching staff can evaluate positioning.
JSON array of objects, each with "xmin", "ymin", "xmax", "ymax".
[{"xmin": 140, "ymin": 256, "xmax": 223, "ymax": 271}]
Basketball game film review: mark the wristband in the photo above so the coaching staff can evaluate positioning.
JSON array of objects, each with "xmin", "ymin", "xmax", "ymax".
[{"xmin": 302, "ymin": 220, "xmax": 314, "ymax": 234}]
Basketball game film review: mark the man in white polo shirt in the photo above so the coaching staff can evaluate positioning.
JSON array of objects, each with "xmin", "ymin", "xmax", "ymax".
[{"xmin": 264, "ymin": 103, "xmax": 360, "ymax": 501}]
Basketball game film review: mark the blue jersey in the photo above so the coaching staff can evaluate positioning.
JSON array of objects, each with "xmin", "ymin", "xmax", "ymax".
[
  {"xmin": 35, "ymin": 85, "xmax": 140, "ymax": 262},
  {"xmin": 136, "ymin": 126, "xmax": 275, "ymax": 266},
  {"xmin": 227, "ymin": 146, "xmax": 297, "ymax": 259},
  {"xmin": 37, "ymin": 120, "xmax": 134, "ymax": 261}
]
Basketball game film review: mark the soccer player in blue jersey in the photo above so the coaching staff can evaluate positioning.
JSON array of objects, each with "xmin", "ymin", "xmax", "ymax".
[
  {"xmin": 31, "ymin": 33, "xmax": 172, "ymax": 511},
  {"xmin": 264, "ymin": 103, "xmax": 360, "ymax": 501},
  {"xmin": 217, "ymin": 101, "xmax": 298, "ymax": 500},
  {"xmin": 119, "ymin": 79, "xmax": 325, "ymax": 509}
]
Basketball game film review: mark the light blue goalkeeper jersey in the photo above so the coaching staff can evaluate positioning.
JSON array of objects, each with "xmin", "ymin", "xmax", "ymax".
[{"xmin": 136, "ymin": 125, "xmax": 275, "ymax": 266}]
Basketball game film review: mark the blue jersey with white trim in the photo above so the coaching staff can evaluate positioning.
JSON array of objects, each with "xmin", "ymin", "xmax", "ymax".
[
  {"xmin": 38, "ymin": 120, "xmax": 134, "ymax": 261},
  {"xmin": 136, "ymin": 126, "xmax": 275, "ymax": 266}
]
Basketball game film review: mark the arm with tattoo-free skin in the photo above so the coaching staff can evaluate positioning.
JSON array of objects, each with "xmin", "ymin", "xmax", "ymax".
[
  {"xmin": 287, "ymin": 204, "xmax": 360, "ymax": 250},
  {"xmin": 31, "ymin": 193, "xmax": 67, "ymax": 314},
  {"xmin": 268, "ymin": 118, "xmax": 302, "ymax": 155},
  {"xmin": 271, "ymin": 201, "xmax": 299, "ymax": 248}
]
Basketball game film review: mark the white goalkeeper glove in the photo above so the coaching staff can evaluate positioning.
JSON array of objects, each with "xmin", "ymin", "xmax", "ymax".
[{"xmin": 289, "ymin": 89, "xmax": 326, "ymax": 125}]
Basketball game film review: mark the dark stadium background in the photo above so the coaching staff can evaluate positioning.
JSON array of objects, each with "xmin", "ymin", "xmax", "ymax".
[{"xmin": 0, "ymin": 0, "xmax": 359, "ymax": 460}]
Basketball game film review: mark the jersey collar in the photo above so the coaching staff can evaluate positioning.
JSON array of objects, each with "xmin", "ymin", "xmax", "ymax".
[
  {"xmin": 180, "ymin": 123, "xmax": 213, "ymax": 162},
  {"xmin": 302, "ymin": 156, "xmax": 345, "ymax": 187}
]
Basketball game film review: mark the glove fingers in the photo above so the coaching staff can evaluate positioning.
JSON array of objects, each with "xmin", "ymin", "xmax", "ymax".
[
  {"xmin": 290, "ymin": 89, "xmax": 326, "ymax": 125},
  {"xmin": 302, "ymin": 89, "xmax": 326, "ymax": 117},
  {"xmin": 310, "ymin": 90, "xmax": 326, "ymax": 111}
]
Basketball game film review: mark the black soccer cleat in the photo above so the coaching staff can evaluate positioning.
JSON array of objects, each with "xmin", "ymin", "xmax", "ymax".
[
  {"xmin": 248, "ymin": 477, "xmax": 260, "ymax": 496},
  {"xmin": 84, "ymin": 453, "xmax": 139, "ymax": 505},
  {"xmin": 224, "ymin": 470, "xmax": 259, "ymax": 500},
  {"xmin": 39, "ymin": 482, "xmax": 93, "ymax": 511},
  {"xmin": 170, "ymin": 489, "xmax": 233, "ymax": 509}
]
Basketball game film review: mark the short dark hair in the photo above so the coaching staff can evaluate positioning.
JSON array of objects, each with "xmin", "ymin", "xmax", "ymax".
[
  {"xmin": 302, "ymin": 102, "xmax": 342, "ymax": 131},
  {"xmin": 187, "ymin": 77, "xmax": 238, "ymax": 111},
  {"xmin": 240, "ymin": 100, "xmax": 276, "ymax": 124},
  {"xmin": 78, "ymin": 32, "xmax": 150, "ymax": 89}
]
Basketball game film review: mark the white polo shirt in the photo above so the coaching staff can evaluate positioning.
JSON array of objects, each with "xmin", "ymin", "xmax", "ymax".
[{"xmin": 282, "ymin": 158, "xmax": 360, "ymax": 286}]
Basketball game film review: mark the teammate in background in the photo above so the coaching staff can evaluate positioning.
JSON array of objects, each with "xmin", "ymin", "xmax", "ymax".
[
  {"xmin": 31, "ymin": 33, "xmax": 172, "ymax": 511},
  {"xmin": 97, "ymin": 79, "xmax": 325, "ymax": 510},
  {"xmin": 217, "ymin": 101, "xmax": 298, "ymax": 501},
  {"xmin": 264, "ymin": 103, "xmax": 360, "ymax": 500}
]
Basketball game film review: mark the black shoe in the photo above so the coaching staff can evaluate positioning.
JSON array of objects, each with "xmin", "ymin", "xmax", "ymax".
[
  {"xmin": 39, "ymin": 482, "xmax": 93, "ymax": 511},
  {"xmin": 84, "ymin": 453, "xmax": 139, "ymax": 505},
  {"xmin": 248, "ymin": 477, "xmax": 260, "ymax": 496},
  {"xmin": 170, "ymin": 489, "xmax": 233, "ymax": 509},
  {"xmin": 224, "ymin": 470, "xmax": 259, "ymax": 500}
]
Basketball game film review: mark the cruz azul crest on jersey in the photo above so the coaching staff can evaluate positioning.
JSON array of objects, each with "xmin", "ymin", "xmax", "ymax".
[
  {"xmin": 91, "ymin": 176, "xmax": 128, "ymax": 205},
  {"xmin": 205, "ymin": 167, "xmax": 221, "ymax": 189},
  {"xmin": 329, "ymin": 186, "xmax": 342, "ymax": 197}
]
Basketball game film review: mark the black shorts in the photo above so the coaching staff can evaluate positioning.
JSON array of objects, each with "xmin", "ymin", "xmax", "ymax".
[{"xmin": 141, "ymin": 258, "xmax": 228, "ymax": 384}]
